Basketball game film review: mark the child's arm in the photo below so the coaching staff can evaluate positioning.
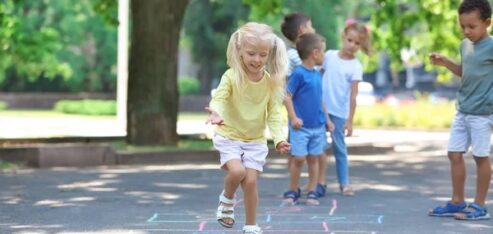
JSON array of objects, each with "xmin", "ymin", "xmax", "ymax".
[
  {"xmin": 345, "ymin": 81, "xmax": 359, "ymax": 137},
  {"xmin": 283, "ymin": 93, "xmax": 303, "ymax": 129},
  {"xmin": 322, "ymin": 101, "xmax": 334, "ymax": 132},
  {"xmin": 267, "ymin": 96, "xmax": 290, "ymax": 154},
  {"xmin": 205, "ymin": 107, "xmax": 224, "ymax": 125},
  {"xmin": 429, "ymin": 53, "xmax": 462, "ymax": 77},
  {"xmin": 206, "ymin": 72, "xmax": 231, "ymax": 125}
]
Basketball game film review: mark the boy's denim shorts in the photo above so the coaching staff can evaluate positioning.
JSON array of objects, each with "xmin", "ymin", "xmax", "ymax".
[
  {"xmin": 448, "ymin": 111, "xmax": 493, "ymax": 157},
  {"xmin": 289, "ymin": 125, "xmax": 327, "ymax": 157}
]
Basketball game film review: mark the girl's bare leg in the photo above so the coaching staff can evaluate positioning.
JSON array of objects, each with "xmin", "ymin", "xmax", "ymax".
[{"xmin": 241, "ymin": 168, "xmax": 259, "ymax": 225}]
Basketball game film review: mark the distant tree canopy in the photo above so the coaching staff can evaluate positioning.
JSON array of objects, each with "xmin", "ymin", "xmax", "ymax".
[
  {"xmin": 1, "ymin": 0, "xmax": 491, "ymax": 93},
  {"xmin": 0, "ymin": 0, "xmax": 116, "ymax": 92}
]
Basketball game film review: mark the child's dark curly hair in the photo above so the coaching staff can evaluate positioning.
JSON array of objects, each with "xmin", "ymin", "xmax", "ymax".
[
  {"xmin": 458, "ymin": 0, "xmax": 492, "ymax": 20},
  {"xmin": 281, "ymin": 13, "xmax": 311, "ymax": 43}
]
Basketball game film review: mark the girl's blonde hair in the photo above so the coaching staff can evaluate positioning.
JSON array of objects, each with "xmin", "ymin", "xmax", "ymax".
[
  {"xmin": 226, "ymin": 22, "xmax": 288, "ymax": 100},
  {"xmin": 344, "ymin": 21, "xmax": 372, "ymax": 55}
]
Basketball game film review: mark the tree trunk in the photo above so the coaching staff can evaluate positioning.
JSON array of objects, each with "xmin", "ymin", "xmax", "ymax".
[{"xmin": 127, "ymin": 0, "xmax": 189, "ymax": 145}]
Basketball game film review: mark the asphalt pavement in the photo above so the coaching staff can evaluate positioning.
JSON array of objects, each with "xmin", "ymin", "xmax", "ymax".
[{"xmin": 1, "ymin": 140, "xmax": 492, "ymax": 234}]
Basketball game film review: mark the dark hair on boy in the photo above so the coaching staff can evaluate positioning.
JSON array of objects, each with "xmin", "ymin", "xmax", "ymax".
[
  {"xmin": 281, "ymin": 12, "xmax": 311, "ymax": 42},
  {"xmin": 458, "ymin": 0, "xmax": 492, "ymax": 20},
  {"xmin": 296, "ymin": 33, "xmax": 325, "ymax": 60}
]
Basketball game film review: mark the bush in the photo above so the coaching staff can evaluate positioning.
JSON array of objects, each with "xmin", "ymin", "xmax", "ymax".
[
  {"xmin": 354, "ymin": 100, "xmax": 455, "ymax": 129},
  {"xmin": 0, "ymin": 101, "xmax": 7, "ymax": 110},
  {"xmin": 178, "ymin": 76, "xmax": 200, "ymax": 95},
  {"xmin": 54, "ymin": 99, "xmax": 116, "ymax": 116}
]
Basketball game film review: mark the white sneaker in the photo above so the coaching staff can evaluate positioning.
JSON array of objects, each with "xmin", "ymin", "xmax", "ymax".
[{"xmin": 243, "ymin": 225, "xmax": 262, "ymax": 234}]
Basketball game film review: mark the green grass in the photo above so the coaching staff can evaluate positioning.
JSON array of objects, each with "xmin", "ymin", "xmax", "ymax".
[
  {"xmin": 0, "ymin": 110, "xmax": 207, "ymax": 121},
  {"xmin": 0, "ymin": 109, "xmax": 113, "ymax": 118},
  {"xmin": 0, "ymin": 160, "xmax": 16, "ymax": 169},
  {"xmin": 112, "ymin": 139, "xmax": 213, "ymax": 152}
]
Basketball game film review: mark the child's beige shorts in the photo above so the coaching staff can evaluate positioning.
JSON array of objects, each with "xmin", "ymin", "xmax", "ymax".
[
  {"xmin": 212, "ymin": 134, "xmax": 269, "ymax": 172},
  {"xmin": 447, "ymin": 112, "xmax": 493, "ymax": 157}
]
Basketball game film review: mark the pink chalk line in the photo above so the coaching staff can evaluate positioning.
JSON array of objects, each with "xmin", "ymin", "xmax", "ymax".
[
  {"xmin": 329, "ymin": 199, "xmax": 337, "ymax": 216},
  {"xmin": 234, "ymin": 199, "xmax": 243, "ymax": 207},
  {"xmin": 198, "ymin": 221, "xmax": 207, "ymax": 231},
  {"xmin": 322, "ymin": 221, "xmax": 329, "ymax": 232}
]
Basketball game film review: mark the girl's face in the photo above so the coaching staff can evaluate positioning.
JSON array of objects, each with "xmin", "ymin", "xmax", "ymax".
[
  {"xmin": 300, "ymin": 20, "xmax": 315, "ymax": 35},
  {"xmin": 341, "ymin": 29, "xmax": 362, "ymax": 56},
  {"xmin": 459, "ymin": 10, "xmax": 491, "ymax": 43},
  {"xmin": 240, "ymin": 39, "xmax": 271, "ymax": 76}
]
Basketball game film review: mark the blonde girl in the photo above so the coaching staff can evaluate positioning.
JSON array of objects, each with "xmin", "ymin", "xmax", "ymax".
[
  {"xmin": 318, "ymin": 20, "xmax": 371, "ymax": 197},
  {"xmin": 206, "ymin": 22, "xmax": 291, "ymax": 234}
]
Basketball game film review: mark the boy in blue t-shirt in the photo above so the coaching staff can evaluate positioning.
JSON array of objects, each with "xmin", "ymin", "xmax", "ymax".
[
  {"xmin": 428, "ymin": 0, "xmax": 492, "ymax": 221},
  {"xmin": 283, "ymin": 33, "xmax": 333, "ymax": 206}
]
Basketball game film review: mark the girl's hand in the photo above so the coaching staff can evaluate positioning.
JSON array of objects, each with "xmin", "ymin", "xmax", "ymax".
[
  {"xmin": 326, "ymin": 120, "xmax": 334, "ymax": 133},
  {"xmin": 205, "ymin": 107, "xmax": 224, "ymax": 125},
  {"xmin": 291, "ymin": 117, "xmax": 303, "ymax": 129},
  {"xmin": 429, "ymin": 53, "xmax": 446, "ymax": 66},
  {"xmin": 276, "ymin": 141, "xmax": 291, "ymax": 154},
  {"xmin": 344, "ymin": 121, "xmax": 353, "ymax": 137}
]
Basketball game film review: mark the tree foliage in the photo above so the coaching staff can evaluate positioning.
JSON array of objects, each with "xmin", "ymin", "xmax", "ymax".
[
  {"xmin": 0, "ymin": 0, "xmax": 117, "ymax": 92},
  {"xmin": 369, "ymin": 0, "xmax": 493, "ymax": 81},
  {"xmin": 182, "ymin": 0, "xmax": 250, "ymax": 94}
]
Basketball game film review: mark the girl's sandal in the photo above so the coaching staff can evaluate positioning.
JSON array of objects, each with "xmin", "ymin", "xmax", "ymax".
[
  {"xmin": 216, "ymin": 192, "xmax": 235, "ymax": 228},
  {"xmin": 340, "ymin": 185, "xmax": 355, "ymax": 196}
]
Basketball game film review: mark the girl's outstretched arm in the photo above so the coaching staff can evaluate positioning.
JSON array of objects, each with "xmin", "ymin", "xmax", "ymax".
[{"xmin": 205, "ymin": 107, "xmax": 224, "ymax": 125}]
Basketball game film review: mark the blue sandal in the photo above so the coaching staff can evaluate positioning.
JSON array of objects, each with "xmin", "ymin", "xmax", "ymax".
[
  {"xmin": 316, "ymin": 183, "xmax": 327, "ymax": 197},
  {"xmin": 283, "ymin": 189, "xmax": 300, "ymax": 205},
  {"xmin": 454, "ymin": 203, "xmax": 490, "ymax": 220},
  {"xmin": 428, "ymin": 201, "xmax": 467, "ymax": 217},
  {"xmin": 306, "ymin": 191, "xmax": 319, "ymax": 206}
]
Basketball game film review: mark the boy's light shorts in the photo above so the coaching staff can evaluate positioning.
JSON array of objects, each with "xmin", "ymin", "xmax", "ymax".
[
  {"xmin": 212, "ymin": 134, "xmax": 269, "ymax": 172},
  {"xmin": 289, "ymin": 125, "xmax": 327, "ymax": 157},
  {"xmin": 448, "ymin": 112, "xmax": 493, "ymax": 157}
]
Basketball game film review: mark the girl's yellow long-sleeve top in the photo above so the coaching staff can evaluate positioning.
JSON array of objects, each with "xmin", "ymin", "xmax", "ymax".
[{"xmin": 209, "ymin": 69, "xmax": 286, "ymax": 147}]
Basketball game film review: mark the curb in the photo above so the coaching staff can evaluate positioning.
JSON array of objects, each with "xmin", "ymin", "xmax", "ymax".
[{"xmin": 0, "ymin": 142, "xmax": 395, "ymax": 168}]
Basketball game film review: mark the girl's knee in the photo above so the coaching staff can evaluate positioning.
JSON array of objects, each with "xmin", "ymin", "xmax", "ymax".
[
  {"xmin": 243, "ymin": 175, "xmax": 258, "ymax": 188},
  {"xmin": 229, "ymin": 167, "xmax": 246, "ymax": 179}
]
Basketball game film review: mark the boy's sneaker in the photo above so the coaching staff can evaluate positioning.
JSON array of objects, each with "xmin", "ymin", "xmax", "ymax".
[
  {"xmin": 454, "ymin": 203, "xmax": 490, "ymax": 220},
  {"xmin": 428, "ymin": 201, "xmax": 467, "ymax": 217}
]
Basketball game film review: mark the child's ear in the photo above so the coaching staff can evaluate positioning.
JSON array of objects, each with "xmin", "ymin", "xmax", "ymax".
[{"xmin": 486, "ymin": 18, "xmax": 491, "ymax": 26}]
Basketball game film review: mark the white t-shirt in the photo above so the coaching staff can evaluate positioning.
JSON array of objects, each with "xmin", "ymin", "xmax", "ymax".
[
  {"xmin": 321, "ymin": 50, "xmax": 363, "ymax": 119},
  {"xmin": 287, "ymin": 47, "xmax": 302, "ymax": 76}
]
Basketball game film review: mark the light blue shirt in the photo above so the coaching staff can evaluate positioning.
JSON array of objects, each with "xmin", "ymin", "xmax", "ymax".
[
  {"xmin": 458, "ymin": 36, "xmax": 493, "ymax": 115},
  {"xmin": 321, "ymin": 50, "xmax": 363, "ymax": 119}
]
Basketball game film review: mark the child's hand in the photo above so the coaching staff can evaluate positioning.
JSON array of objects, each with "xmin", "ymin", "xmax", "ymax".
[
  {"xmin": 276, "ymin": 141, "xmax": 291, "ymax": 154},
  {"xmin": 344, "ymin": 121, "xmax": 353, "ymax": 137},
  {"xmin": 291, "ymin": 117, "xmax": 303, "ymax": 129},
  {"xmin": 429, "ymin": 53, "xmax": 446, "ymax": 66},
  {"xmin": 205, "ymin": 107, "xmax": 224, "ymax": 125},
  {"xmin": 326, "ymin": 120, "xmax": 334, "ymax": 133}
]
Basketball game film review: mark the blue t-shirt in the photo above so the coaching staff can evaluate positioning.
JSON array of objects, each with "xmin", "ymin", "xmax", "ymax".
[{"xmin": 287, "ymin": 65, "xmax": 326, "ymax": 128}]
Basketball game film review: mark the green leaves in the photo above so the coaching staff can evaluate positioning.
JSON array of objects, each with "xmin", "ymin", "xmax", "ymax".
[{"xmin": 370, "ymin": 0, "xmax": 463, "ymax": 80}]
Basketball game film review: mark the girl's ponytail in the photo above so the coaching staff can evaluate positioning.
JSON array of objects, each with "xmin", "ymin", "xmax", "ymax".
[{"xmin": 267, "ymin": 35, "xmax": 288, "ymax": 100}]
